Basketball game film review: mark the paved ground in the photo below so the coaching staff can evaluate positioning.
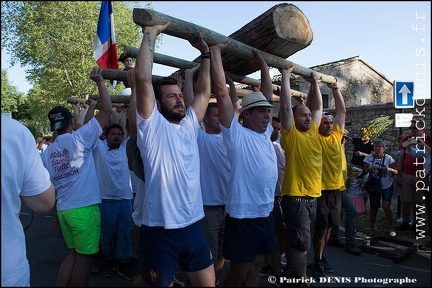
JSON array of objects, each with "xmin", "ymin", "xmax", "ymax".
[{"xmin": 20, "ymin": 204, "xmax": 431, "ymax": 287}]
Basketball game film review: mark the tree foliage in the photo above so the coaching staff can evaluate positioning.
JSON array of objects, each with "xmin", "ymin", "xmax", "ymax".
[{"xmin": 1, "ymin": 1, "xmax": 156, "ymax": 134}]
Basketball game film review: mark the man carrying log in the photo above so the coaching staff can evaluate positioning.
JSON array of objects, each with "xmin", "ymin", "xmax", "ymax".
[
  {"xmin": 134, "ymin": 20, "xmax": 215, "ymax": 286},
  {"xmin": 278, "ymin": 67, "xmax": 323, "ymax": 283},
  {"xmin": 210, "ymin": 35, "xmax": 278, "ymax": 286}
]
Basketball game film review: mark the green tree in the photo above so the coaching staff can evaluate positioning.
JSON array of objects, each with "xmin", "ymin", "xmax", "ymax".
[
  {"xmin": 1, "ymin": 69, "xmax": 25, "ymax": 114},
  {"xmin": 1, "ymin": 1, "xmax": 156, "ymax": 134}
]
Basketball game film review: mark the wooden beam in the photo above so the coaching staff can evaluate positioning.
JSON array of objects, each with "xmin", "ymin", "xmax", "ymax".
[
  {"xmin": 132, "ymin": 8, "xmax": 336, "ymax": 84},
  {"xmin": 198, "ymin": 3, "xmax": 314, "ymax": 76},
  {"xmin": 119, "ymin": 47, "xmax": 307, "ymax": 98}
]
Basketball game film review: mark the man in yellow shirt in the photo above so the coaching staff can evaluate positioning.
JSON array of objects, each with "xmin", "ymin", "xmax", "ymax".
[
  {"xmin": 312, "ymin": 82, "xmax": 346, "ymax": 279},
  {"xmin": 278, "ymin": 67, "xmax": 323, "ymax": 281}
]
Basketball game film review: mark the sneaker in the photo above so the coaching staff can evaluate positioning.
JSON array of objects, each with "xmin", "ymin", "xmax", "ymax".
[
  {"xmin": 103, "ymin": 261, "xmax": 115, "ymax": 278},
  {"xmin": 395, "ymin": 222, "xmax": 410, "ymax": 231},
  {"xmin": 260, "ymin": 264, "xmax": 274, "ymax": 276},
  {"xmin": 313, "ymin": 260, "xmax": 325, "ymax": 278},
  {"xmin": 117, "ymin": 262, "xmax": 137, "ymax": 280},
  {"xmin": 344, "ymin": 243, "xmax": 362, "ymax": 255},
  {"xmin": 321, "ymin": 256, "xmax": 334, "ymax": 273},
  {"xmin": 91, "ymin": 259, "xmax": 103, "ymax": 274},
  {"xmin": 173, "ymin": 277, "xmax": 185, "ymax": 287},
  {"xmin": 327, "ymin": 238, "xmax": 344, "ymax": 248}
]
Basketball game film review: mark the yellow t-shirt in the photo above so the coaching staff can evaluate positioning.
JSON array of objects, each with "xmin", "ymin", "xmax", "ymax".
[
  {"xmin": 319, "ymin": 124, "xmax": 345, "ymax": 190},
  {"xmin": 280, "ymin": 121, "xmax": 322, "ymax": 197},
  {"xmin": 340, "ymin": 145, "xmax": 347, "ymax": 191}
]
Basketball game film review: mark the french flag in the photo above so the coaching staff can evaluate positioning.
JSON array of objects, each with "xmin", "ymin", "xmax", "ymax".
[{"xmin": 93, "ymin": 1, "xmax": 119, "ymax": 70}]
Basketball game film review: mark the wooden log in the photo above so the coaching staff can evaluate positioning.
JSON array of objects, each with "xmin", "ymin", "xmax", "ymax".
[
  {"xmin": 132, "ymin": 8, "xmax": 336, "ymax": 84},
  {"xmin": 121, "ymin": 47, "xmax": 307, "ymax": 98},
  {"xmin": 67, "ymin": 96, "xmax": 130, "ymax": 104},
  {"xmin": 198, "ymin": 3, "xmax": 313, "ymax": 76}
]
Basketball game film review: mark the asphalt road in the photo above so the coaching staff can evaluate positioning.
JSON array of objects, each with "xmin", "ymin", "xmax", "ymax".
[{"xmin": 20, "ymin": 204, "xmax": 431, "ymax": 287}]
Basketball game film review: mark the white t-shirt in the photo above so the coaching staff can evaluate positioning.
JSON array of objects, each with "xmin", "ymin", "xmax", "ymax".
[
  {"xmin": 1, "ymin": 116, "xmax": 52, "ymax": 286},
  {"xmin": 363, "ymin": 153, "xmax": 396, "ymax": 190},
  {"xmin": 220, "ymin": 115, "xmax": 277, "ymax": 218},
  {"xmin": 93, "ymin": 138, "xmax": 133, "ymax": 200},
  {"xmin": 273, "ymin": 140, "xmax": 285, "ymax": 197},
  {"xmin": 197, "ymin": 130, "xmax": 230, "ymax": 206},
  {"xmin": 136, "ymin": 103, "xmax": 204, "ymax": 228},
  {"xmin": 41, "ymin": 117, "xmax": 102, "ymax": 210}
]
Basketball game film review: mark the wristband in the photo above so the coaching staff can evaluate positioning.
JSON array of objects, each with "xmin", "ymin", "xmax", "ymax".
[
  {"xmin": 332, "ymin": 87, "xmax": 339, "ymax": 91},
  {"xmin": 200, "ymin": 52, "xmax": 211, "ymax": 60}
]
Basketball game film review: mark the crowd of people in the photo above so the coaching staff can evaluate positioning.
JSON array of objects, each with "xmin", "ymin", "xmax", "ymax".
[{"xmin": 2, "ymin": 20, "xmax": 430, "ymax": 288}]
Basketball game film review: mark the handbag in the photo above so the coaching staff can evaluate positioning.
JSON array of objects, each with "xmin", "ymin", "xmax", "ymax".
[{"xmin": 363, "ymin": 155, "xmax": 385, "ymax": 195}]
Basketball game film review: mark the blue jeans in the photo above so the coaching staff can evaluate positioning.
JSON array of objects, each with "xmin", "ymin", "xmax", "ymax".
[{"xmin": 330, "ymin": 190, "xmax": 356, "ymax": 244}]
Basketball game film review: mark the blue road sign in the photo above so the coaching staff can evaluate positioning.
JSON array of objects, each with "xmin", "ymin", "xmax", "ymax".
[{"xmin": 394, "ymin": 81, "xmax": 414, "ymax": 108}]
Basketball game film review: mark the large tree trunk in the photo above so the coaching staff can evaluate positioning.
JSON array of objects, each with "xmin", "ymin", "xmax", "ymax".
[
  {"xmin": 133, "ymin": 6, "xmax": 336, "ymax": 83},
  {"xmin": 211, "ymin": 3, "xmax": 314, "ymax": 76}
]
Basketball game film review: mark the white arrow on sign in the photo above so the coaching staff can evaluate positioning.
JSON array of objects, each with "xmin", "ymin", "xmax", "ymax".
[{"xmin": 398, "ymin": 84, "xmax": 411, "ymax": 104}]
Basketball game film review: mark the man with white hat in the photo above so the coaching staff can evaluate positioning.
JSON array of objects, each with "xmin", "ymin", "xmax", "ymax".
[{"xmin": 210, "ymin": 46, "xmax": 277, "ymax": 286}]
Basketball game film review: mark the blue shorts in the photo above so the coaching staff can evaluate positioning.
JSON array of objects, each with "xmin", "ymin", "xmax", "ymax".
[
  {"xmin": 140, "ymin": 221, "xmax": 213, "ymax": 287},
  {"xmin": 281, "ymin": 196, "xmax": 317, "ymax": 252},
  {"xmin": 223, "ymin": 214, "xmax": 276, "ymax": 263},
  {"xmin": 370, "ymin": 185, "xmax": 393, "ymax": 209}
]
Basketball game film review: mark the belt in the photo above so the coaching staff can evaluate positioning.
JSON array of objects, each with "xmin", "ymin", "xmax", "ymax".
[{"xmin": 287, "ymin": 196, "xmax": 316, "ymax": 203}]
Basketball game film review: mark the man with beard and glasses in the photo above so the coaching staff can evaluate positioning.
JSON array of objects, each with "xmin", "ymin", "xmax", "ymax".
[{"xmin": 134, "ymin": 21, "xmax": 215, "ymax": 287}]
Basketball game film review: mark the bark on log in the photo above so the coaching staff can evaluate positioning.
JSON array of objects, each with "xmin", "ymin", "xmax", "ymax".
[
  {"xmin": 202, "ymin": 3, "xmax": 313, "ymax": 76},
  {"xmin": 133, "ymin": 8, "xmax": 336, "ymax": 84}
]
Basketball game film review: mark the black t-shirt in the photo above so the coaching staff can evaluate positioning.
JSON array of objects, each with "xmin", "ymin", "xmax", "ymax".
[{"xmin": 350, "ymin": 137, "xmax": 374, "ymax": 167}]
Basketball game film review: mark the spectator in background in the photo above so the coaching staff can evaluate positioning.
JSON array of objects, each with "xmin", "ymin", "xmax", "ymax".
[
  {"xmin": 1, "ymin": 115, "xmax": 56, "ymax": 287},
  {"xmin": 395, "ymin": 118, "xmax": 430, "ymax": 233},
  {"xmin": 118, "ymin": 53, "xmax": 134, "ymax": 89},
  {"xmin": 347, "ymin": 127, "xmax": 374, "ymax": 208},
  {"xmin": 404, "ymin": 136, "xmax": 431, "ymax": 246},
  {"xmin": 363, "ymin": 140, "xmax": 398, "ymax": 237}
]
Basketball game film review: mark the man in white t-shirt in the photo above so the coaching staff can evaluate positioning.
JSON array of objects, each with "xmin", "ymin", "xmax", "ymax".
[
  {"xmin": 41, "ymin": 67, "xmax": 112, "ymax": 286},
  {"xmin": 93, "ymin": 122, "xmax": 136, "ymax": 280},
  {"xmin": 1, "ymin": 115, "xmax": 55, "ymax": 287},
  {"xmin": 134, "ymin": 22, "xmax": 215, "ymax": 286},
  {"xmin": 210, "ymin": 44, "xmax": 277, "ymax": 286}
]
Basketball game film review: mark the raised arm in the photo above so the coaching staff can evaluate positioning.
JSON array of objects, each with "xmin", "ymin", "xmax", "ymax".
[
  {"xmin": 225, "ymin": 75, "xmax": 240, "ymax": 119},
  {"xmin": 188, "ymin": 33, "xmax": 211, "ymax": 122},
  {"xmin": 183, "ymin": 64, "xmax": 200, "ymax": 108},
  {"xmin": 328, "ymin": 80, "xmax": 346, "ymax": 131},
  {"xmin": 304, "ymin": 74, "xmax": 323, "ymax": 126},
  {"xmin": 135, "ymin": 21, "xmax": 172, "ymax": 120},
  {"xmin": 127, "ymin": 68, "xmax": 137, "ymax": 137},
  {"xmin": 89, "ymin": 67, "xmax": 112, "ymax": 129},
  {"xmin": 278, "ymin": 67, "xmax": 294, "ymax": 132},
  {"xmin": 210, "ymin": 41, "xmax": 231, "ymax": 128},
  {"xmin": 84, "ymin": 98, "xmax": 98, "ymax": 125}
]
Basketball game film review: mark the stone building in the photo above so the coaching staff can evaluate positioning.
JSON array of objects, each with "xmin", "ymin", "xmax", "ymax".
[{"xmin": 238, "ymin": 55, "xmax": 431, "ymax": 159}]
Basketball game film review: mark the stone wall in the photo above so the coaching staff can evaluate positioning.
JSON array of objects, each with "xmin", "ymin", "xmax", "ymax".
[{"xmin": 325, "ymin": 99, "xmax": 431, "ymax": 163}]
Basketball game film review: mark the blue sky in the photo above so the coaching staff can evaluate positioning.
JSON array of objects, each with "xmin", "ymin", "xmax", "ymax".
[{"xmin": 1, "ymin": 1, "xmax": 431, "ymax": 99}]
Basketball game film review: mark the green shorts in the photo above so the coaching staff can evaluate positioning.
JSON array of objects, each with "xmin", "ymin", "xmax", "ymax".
[{"xmin": 57, "ymin": 204, "xmax": 101, "ymax": 255}]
